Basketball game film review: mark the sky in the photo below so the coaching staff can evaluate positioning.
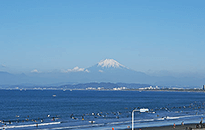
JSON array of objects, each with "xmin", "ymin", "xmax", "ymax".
[{"xmin": 0, "ymin": 0, "xmax": 205, "ymax": 75}]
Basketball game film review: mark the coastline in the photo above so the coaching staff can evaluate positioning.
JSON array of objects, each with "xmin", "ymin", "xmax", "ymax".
[
  {"xmin": 1, "ymin": 88, "xmax": 205, "ymax": 93},
  {"xmin": 123, "ymin": 123, "xmax": 203, "ymax": 130}
]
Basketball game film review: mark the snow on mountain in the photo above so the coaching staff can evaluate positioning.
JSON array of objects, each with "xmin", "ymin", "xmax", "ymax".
[{"xmin": 97, "ymin": 59, "xmax": 126, "ymax": 68}]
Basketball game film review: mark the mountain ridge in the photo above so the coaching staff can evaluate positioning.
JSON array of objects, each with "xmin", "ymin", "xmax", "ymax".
[{"xmin": 0, "ymin": 59, "xmax": 204, "ymax": 87}]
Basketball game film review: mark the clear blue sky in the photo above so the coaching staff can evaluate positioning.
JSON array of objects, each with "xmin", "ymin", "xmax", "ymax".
[{"xmin": 0, "ymin": 0, "xmax": 204, "ymax": 74}]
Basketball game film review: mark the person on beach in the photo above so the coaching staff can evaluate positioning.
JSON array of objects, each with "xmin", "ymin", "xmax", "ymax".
[
  {"xmin": 200, "ymin": 118, "xmax": 203, "ymax": 128},
  {"xmin": 173, "ymin": 123, "xmax": 176, "ymax": 128},
  {"xmin": 196, "ymin": 124, "xmax": 199, "ymax": 128}
]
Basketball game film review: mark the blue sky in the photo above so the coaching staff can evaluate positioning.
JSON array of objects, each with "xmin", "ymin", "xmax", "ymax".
[{"xmin": 0, "ymin": 0, "xmax": 205, "ymax": 74}]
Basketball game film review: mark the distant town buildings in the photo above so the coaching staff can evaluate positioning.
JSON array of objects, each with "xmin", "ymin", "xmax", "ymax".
[
  {"xmin": 85, "ymin": 87, "xmax": 127, "ymax": 91},
  {"xmin": 139, "ymin": 86, "xmax": 160, "ymax": 90},
  {"xmin": 113, "ymin": 87, "xmax": 127, "ymax": 90},
  {"xmin": 5, "ymin": 84, "xmax": 205, "ymax": 91}
]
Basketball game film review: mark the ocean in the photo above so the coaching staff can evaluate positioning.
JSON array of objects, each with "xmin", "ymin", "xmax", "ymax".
[{"xmin": 1, "ymin": 90, "xmax": 205, "ymax": 130}]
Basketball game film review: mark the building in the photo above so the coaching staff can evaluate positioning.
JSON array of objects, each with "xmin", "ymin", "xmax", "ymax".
[{"xmin": 203, "ymin": 85, "xmax": 205, "ymax": 90}]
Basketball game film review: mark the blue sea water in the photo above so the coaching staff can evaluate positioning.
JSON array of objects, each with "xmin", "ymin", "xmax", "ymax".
[{"xmin": 1, "ymin": 90, "xmax": 205, "ymax": 130}]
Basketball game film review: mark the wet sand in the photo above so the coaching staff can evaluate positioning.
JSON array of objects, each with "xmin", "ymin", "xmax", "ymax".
[{"xmin": 124, "ymin": 123, "xmax": 204, "ymax": 130}]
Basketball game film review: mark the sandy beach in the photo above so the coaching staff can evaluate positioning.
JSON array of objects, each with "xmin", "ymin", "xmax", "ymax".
[{"xmin": 124, "ymin": 123, "xmax": 205, "ymax": 130}]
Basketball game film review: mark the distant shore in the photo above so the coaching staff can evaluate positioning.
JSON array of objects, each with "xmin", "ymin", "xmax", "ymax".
[
  {"xmin": 1, "ymin": 88, "xmax": 205, "ymax": 93},
  {"xmin": 132, "ymin": 89, "xmax": 205, "ymax": 93}
]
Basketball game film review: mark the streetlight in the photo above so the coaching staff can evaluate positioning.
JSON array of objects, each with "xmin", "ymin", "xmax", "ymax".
[
  {"xmin": 132, "ymin": 108, "xmax": 149, "ymax": 130},
  {"xmin": 132, "ymin": 109, "xmax": 138, "ymax": 130}
]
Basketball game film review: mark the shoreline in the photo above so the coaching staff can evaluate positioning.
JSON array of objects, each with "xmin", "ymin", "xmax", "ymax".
[
  {"xmin": 0, "ymin": 89, "xmax": 205, "ymax": 93},
  {"xmin": 123, "ymin": 123, "xmax": 204, "ymax": 130}
]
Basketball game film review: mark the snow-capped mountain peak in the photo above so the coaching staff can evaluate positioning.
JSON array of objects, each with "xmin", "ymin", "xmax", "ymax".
[{"xmin": 97, "ymin": 59, "xmax": 126, "ymax": 68}]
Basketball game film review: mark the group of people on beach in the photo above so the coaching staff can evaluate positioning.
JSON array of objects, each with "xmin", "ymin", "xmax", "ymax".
[
  {"xmin": 195, "ymin": 118, "xmax": 204, "ymax": 128},
  {"xmin": 173, "ymin": 118, "xmax": 204, "ymax": 130},
  {"xmin": 1, "ymin": 100, "xmax": 205, "ymax": 130}
]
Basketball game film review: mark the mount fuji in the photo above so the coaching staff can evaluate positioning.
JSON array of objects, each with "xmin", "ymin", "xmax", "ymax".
[
  {"xmin": 81, "ymin": 59, "xmax": 151, "ymax": 83},
  {"xmin": 87, "ymin": 59, "xmax": 128, "ymax": 73},
  {"xmin": 97, "ymin": 59, "xmax": 126, "ymax": 69}
]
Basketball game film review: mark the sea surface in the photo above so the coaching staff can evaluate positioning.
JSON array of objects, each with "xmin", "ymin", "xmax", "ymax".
[{"xmin": 1, "ymin": 90, "xmax": 205, "ymax": 130}]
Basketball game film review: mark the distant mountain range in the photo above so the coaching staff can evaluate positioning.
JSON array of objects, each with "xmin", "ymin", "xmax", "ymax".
[{"xmin": 0, "ymin": 59, "xmax": 204, "ymax": 88}]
